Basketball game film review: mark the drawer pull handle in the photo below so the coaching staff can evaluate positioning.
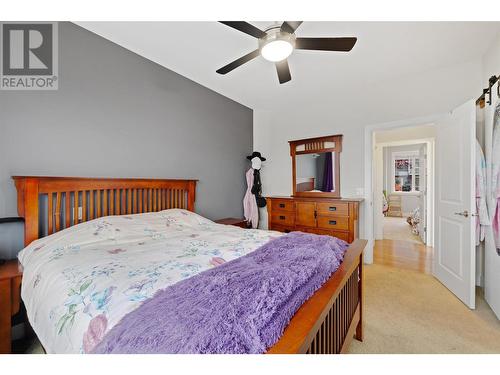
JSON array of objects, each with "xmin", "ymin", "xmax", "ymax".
[
  {"xmin": 329, "ymin": 206, "xmax": 337, "ymax": 211},
  {"xmin": 279, "ymin": 203, "xmax": 285, "ymax": 208},
  {"xmin": 329, "ymin": 220, "xmax": 337, "ymax": 225},
  {"xmin": 279, "ymin": 215, "xmax": 286, "ymax": 220}
]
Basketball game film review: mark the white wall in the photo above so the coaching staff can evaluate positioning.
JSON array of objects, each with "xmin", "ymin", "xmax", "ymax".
[
  {"xmin": 375, "ymin": 124, "xmax": 436, "ymax": 143},
  {"xmin": 254, "ymin": 58, "xmax": 483, "ymax": 262},
  {"xmin": 482, "ymin": 32, "xmax": 500, "ymax": 81}
]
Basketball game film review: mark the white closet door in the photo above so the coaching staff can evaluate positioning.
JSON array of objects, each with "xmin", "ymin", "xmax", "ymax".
[{"xmin": 434, "ymin": 99, "xmax": 476, "ymax": 308}]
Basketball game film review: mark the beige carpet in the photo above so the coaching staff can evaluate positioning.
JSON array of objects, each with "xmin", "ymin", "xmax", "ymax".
[
  {"xmin": 383, "ymin": 216, "xmax": 423, "ymax": 244},
  {"xmin": 347, "ymin": 263, "xmax": 500, "ymax": 353}
]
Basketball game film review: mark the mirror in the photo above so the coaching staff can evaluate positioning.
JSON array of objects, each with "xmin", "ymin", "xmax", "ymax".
[
  {"xmin": 296, "ymin": 152, "xmax": 337, "ymax": 193},
  {"xmin": 290, "ymin": 134, "xmax": 342, "ymax": 197}
]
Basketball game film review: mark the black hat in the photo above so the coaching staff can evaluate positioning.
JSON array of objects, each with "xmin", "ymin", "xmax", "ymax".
[{"xmin": 246, "ymin": 151, "xmax": 266, "ymax": 161}]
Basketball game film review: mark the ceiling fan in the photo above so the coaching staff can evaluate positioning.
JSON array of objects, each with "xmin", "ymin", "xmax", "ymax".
[{"xmin": 216, "ymin": 21, "xmax": 357, "ymax": 84}]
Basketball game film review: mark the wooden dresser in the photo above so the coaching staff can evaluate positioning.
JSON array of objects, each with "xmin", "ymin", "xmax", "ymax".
[{"xmin": 266, "ymin": 196, "xmax": 362, "ymax": 243}]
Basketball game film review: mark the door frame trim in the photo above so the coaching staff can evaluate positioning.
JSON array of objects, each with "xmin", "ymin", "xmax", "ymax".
[{"xmin": 363, "ymin": 113, "xmax": 446, "ymax": 263}]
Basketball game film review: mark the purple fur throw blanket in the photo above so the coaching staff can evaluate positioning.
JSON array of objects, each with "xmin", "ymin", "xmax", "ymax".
[{"xmin": 92, "ymin": 232, "xmax": 349, "ymax": 354}]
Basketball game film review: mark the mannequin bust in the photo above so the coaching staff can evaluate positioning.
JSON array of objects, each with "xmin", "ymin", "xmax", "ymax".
[{"xmin": 251, "ymin": 157, "xmax": 262, "ymax": 170}]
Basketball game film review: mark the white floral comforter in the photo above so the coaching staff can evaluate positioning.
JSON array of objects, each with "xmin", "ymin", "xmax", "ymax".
[{"xmin": 18, "ymin": 209, "xmax": 280, "ymax": 354}]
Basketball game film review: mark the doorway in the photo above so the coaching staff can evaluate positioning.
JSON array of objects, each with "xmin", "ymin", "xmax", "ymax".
[
  {"xmin": 372, "ymin": 125, "xmax": 435, "ymax": 273},
  {"xmin": 364, "ymin": 101, "xmax": 494, "ymax": 314}
]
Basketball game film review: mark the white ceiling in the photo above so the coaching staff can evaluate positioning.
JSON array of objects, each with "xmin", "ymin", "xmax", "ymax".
[{"xmin": 76, "ymin": 22, "xmax": 500, "ymax": 111}]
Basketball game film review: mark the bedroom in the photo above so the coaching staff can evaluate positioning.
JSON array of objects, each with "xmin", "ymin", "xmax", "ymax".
[{"xmin": 1, "ymin": 1, "xmax": 500, "ymax": 373}]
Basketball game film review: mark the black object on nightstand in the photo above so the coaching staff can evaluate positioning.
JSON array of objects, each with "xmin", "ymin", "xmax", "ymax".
[{"xmin": 215, "ymin": 218, "xmax": 249, "ymax": 228}]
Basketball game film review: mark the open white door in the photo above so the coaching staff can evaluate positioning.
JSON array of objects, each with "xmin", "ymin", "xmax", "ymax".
[
  {"xmin": 418, "ymin": 144, "xmax": 427, "ymax": 244},
  {"xmin": 434, "ymin": 99, "xmax": 476, "ymax": 309}
]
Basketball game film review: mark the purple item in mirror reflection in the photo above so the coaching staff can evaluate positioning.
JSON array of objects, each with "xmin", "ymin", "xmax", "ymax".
[{"xmin": 322, "ymin": 152, "xmax": 334, "ymax": 192}]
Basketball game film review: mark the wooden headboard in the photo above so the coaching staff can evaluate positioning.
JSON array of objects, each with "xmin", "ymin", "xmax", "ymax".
[{"xmin": 13, "ymin": 176, "xmax": 197, "ymax": 246}]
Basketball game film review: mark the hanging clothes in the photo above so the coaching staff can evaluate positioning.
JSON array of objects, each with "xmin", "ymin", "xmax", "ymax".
[
  {"xmin": 490, "ymin": 101, "xmax": 500, "ymax": 251},
  {"xmin": 476, "ymin": 140, "xmax": 490, "ymax": 245},
  {"xmin": 322, "ymin": 152, "xmax": 333, "ymax": 192},
  {"xmin": 243, "ymin": 168, "xmax": 259, "ymax": 228},
  {"xmin": 251, "ymin": 169, "xmax": 266, "ymax": 208}
]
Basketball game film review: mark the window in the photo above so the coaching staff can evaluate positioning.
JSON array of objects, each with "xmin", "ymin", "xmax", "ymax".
[{"xmin": 392, "ymin": 151, "xmax": 420, "ymax": 193}]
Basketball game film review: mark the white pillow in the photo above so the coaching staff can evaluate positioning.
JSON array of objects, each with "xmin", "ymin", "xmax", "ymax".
[{"xmin": 158, "ymin": 209, "xmax": 214, "ymax": 226}]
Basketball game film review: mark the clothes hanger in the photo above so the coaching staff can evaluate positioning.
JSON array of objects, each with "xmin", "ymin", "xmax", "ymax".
[{"xmin": 487, "ymin": 76, "xmax": 495, "ymax": 105}]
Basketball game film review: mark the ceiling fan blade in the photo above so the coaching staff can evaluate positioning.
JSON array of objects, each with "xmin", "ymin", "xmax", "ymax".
[
  {"xmin": 295, "ymin": 37, "xmax": 357, "ymax": 51},
  {"xmin": 276, "ymin": 60, "xmax": 291, "ymax": 84},
  {"xmin": 281, "ymin": 21, "xmax": 303, "ymax": 34},
  {"xmin": 219, "ymin": 21, "xmax": 266, "ymax": 39},
  {"xmin": 216, "ymin": 49, "xmax": 260, "ymax": 75}
]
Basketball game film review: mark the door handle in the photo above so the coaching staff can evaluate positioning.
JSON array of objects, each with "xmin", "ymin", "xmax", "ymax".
[{"xmin": 454, "ymin": 210, "xmax": 470, "ymax": 218}]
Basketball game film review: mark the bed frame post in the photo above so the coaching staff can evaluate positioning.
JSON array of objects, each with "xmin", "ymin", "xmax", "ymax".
[
  {"xmin": 14, "ymin": 177, "xmax": 39, "ymax": 246},
  {"xmin": 355, "ymin": 253, "xmax": 364, "ymax": 341},
  {"xmin": 187, "ymin": 180, "xmax": 196, "ymax": 212}
]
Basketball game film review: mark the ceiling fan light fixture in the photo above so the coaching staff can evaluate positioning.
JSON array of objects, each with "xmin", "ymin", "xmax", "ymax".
[
  {"xmin": 217, "ymin": 21, "xmax": 357, "ymax": 84},
  {"xmin": 261, "ymin": 40, "xmax": 293, "ymax": 62}
]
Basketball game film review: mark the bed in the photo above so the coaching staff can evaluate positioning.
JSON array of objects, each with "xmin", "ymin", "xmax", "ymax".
[
  {"xmin": 296, "ymin": 177, "xmax": 315, "ymax": 192},
  {"xmin": 13, "ymin": 176, "xmax": 365, "ymax": 354}
]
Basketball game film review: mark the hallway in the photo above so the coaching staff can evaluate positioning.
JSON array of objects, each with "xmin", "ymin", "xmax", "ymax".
[
  {"xmin": 382, "ymin": 216, "xmax": 424, "ymax": 244},
  {"xmin": 348, "ymin": 240, "xmax": 500, "ymax": 353}
]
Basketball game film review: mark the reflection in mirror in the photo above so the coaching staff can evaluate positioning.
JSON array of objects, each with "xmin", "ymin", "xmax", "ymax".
[{"xmin": 296, "ymin": 152, "xmax": 336, "ymax": 193}]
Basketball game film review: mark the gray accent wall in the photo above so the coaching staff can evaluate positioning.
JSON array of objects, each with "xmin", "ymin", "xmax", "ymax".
[
  {"xmin": 0, "ymin": 22, "xmax": 253, "ymax": 247},
  {"xmin": 0, "ymin": 221, "xmax": 24, "ymax": 259}
]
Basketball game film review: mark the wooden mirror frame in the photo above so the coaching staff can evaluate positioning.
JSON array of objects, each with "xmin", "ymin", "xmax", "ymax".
[{"xmin": 289, "ymin": 134, "xmax": 342, "ymax": 198}]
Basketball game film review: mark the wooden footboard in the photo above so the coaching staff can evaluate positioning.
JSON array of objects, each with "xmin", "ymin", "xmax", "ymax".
[{"xmin": 268, "ymin": 239, "xmax": 366, "ymax": 354}]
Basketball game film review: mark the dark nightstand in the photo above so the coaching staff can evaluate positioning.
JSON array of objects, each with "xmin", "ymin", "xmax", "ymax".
[
  {"xmin": 0, "ymin": 259, "xmax": 22, "ymax": 354},
  {"xmin": 215, "ymin": 218, "xmax": 249, "ymax": 228}
]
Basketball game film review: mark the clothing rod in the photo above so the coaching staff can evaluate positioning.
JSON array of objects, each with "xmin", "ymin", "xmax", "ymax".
[{"xmin": 476, "ymin": 74, "xmax": 500, "ymax": 105}]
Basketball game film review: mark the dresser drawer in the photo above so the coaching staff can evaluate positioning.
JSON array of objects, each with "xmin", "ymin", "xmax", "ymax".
[
  {"xmin": 271, "ymin": 199, "xmax": 295, "ymax": 212},
  {"xmin": 317, "ymin": 216, "xmax": 349, "ymax": 230},
  {"xmin": 271, "ymin": 212, "xmax": 295, "ymax": 226},
  {"xmin": 317, "ymin": 202, "xmax": 349, "ymax": 216}
]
